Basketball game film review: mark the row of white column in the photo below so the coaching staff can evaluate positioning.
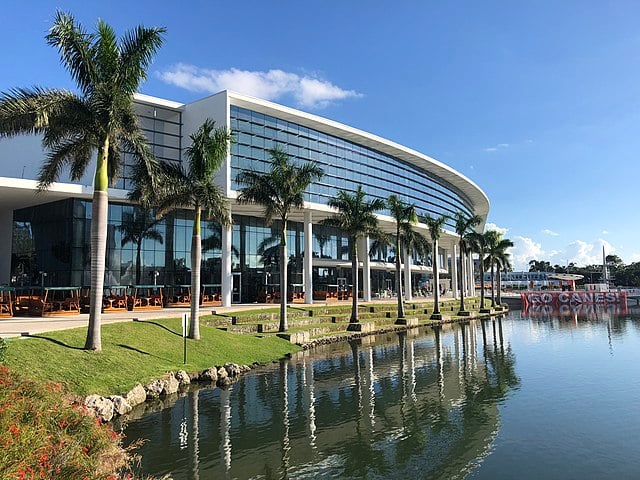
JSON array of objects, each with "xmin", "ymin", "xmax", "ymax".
[{"xmin": 218, "ymin": 210, "xmax": 476, "ymax": 306}]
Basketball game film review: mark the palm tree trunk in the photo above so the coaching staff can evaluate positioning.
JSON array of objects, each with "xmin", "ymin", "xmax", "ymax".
[
  {"xmin": 479, "ymin": 250, "xmax": 486, "ymax": 309},
  {"xmin": 433, "ymin": 240, "xmax": 440, "ymax": 315},
  {"xmin": 459, "ymin": 243, "xmax": 466, "ymax": 312},
  {"xmin": 497, "ymin": 266, "xmax": 502, "ymax": 306},
  {"xmin": 135, "ymin": 241, "xmax": 142, "ymax": 285},
  {"xmin": 85, "ymin": 139, "xmax": 110, "ymax": 351},
  {"xmin": 351, "ymin": 238, "xmax": 358, "ymax": 323},
  {"xmin": 279, "ymin": 220, "xmax": 288, "ymax": 332},
  {"xmin": 396, "ymin": 231, "xmax": 405, "ymax": 319},
  {"xmin": 490, "ymin": 262, "xmax": 496, "ymax": 307},
  {"xmin": 190, "ymin": 206, "xmax": 202, "ymax": 340}
]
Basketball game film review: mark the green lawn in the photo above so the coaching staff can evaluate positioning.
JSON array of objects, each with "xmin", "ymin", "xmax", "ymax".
[{"xmin": 4, "ymin": 317, "xmax": 300, "ymax": 396}]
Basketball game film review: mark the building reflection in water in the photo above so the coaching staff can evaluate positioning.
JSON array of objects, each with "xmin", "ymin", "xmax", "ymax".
[{"xmin": 126, "ymin": 318, "xmax": 521, "ymax": 479}]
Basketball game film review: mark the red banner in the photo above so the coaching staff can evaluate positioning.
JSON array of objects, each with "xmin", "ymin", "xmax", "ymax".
[{"xmin": 521, "ymin": 291, "xmax": 627, "ymax": 308}]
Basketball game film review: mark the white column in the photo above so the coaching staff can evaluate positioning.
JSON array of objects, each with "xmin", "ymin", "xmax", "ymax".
[
  {"xmin": 304, "ymin": 210, "xmax": 313, "ymax": 304},
  {"xmin": 452, "ymin": 244, "xmax": 458, "ymax": 300},
  {"xmin": 469, "ymin": 254, "xmax": 476, "ymax": 297},
  {"xmin": 442, "ymin": 248, "xmax": 449, "ymax": 295},
  {"xmin": 221, "ymin": 222, "xmax": 233, "ymax": 307},
  {"xmin": 404, "ymin": 249, "xmax": 412, "ymax": 302},
  {"xmin": 361, "ymin": 235, "xmax": 371, "ymax": 301},
  {"xmin": 0, "ymin": 209, "xmax": 12, "ymax": 284}
]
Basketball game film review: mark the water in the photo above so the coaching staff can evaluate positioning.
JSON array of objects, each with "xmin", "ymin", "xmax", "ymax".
[{"xmin": 124, "ymin": 308, "xmax": 640, "ymax": 479}]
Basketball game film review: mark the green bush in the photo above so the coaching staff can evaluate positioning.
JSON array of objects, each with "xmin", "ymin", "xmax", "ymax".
[
  {"xmin": 0, "ymin": 337, "xmax": 7, "ymax": 363},
  {"xmin": 0, "ymin": 365, "xmax": 138, "ymax": 479}
]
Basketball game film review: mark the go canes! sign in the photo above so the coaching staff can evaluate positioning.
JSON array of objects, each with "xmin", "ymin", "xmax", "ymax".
[{"xmin": 521, "ymin": 291, "xmax": 627, "ymax": 308}]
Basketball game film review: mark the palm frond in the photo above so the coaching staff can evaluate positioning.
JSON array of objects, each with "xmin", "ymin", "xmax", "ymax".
[
  {"xmin": 0, "ymin": 88, "xmax": 85, "ymax": 138},
  {"xmin": 119, "ymin": 25, "xmax": 166, "ymax": 94},
  {"xmin": 37, "ymin": 134, "xmax": 94, "ymax": 189},
  {"xmin": 46, "ymin": 11, "xmax": 97, "ymax": 95}
]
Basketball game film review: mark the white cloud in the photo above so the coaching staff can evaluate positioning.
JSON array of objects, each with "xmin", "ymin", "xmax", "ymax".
[
  {"xmin": 541, "ymin": 229, "xmax": 559, "ymax": 236},
  {"xmin": 559, "ymin": 239, "xmax": 613, "ymax": 266},
  {"xmin": 157, "ymin": 64, "xmax": 362, "ymax": 109},
  {"xmin": 484, "ymin": 143, "xmax": 510, "ymax": 152},
  {"xmin": 630, "ymin": 253, "xmax": 640, "ymax": 262},
  {"xmin": 508, "ymin": 236, "xmax": 545, "ymax": 271},
  {"xmin": 602, "ymin": 230, "xmax": 609, "ymax": 235},
  {"xmin": 484, "ymin": 223, "xmax": 509, "ymax": 235}
]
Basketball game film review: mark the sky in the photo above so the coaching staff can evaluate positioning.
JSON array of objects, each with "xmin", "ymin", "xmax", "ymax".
[{"xmin": 2, "ymin": 1, "xmax": 640, "ymax": 270}]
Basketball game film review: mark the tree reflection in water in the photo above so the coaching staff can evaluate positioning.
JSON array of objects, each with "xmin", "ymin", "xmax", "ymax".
[{"xmin": 125, "ymin": 318, "xmax": 521, "ymax": 479}]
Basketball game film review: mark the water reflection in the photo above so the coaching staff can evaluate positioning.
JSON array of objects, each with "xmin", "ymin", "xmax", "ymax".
[{"xmin": 125, "ymin": 319, "xmax": 520, "ymax": 479}]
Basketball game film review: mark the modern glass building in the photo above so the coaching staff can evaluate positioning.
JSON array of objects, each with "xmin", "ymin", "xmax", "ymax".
[{"xmin": 0, "ymin": 90, "xmax": 489, "ymax": 304}]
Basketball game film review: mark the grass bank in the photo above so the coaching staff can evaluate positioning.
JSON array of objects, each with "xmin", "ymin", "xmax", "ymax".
[{"xmin": 4, "ymin": 317, "xmax": 300, "ymax": 396}]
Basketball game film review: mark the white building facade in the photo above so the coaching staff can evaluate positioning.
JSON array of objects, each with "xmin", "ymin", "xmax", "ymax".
[{"xmin": 0, "ymin": 91, "xmax": 489, "ymax": 305}]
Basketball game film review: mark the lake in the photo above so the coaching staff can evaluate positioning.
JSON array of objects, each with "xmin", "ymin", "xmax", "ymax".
[{"xmin": 124, "ymin": 307, "xmax": 640, "ymax": 479}]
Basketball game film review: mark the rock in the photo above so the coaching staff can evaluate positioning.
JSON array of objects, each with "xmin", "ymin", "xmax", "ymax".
[
  {"xmin": 145, "ymin": 379, "xmax": 165, "ymax": 399},
  {"xmin": 188, "ymin": 371, "xmax": 201, "ymax": 382},
  {"xmin": 217, "ymin": 376, "xmax": 232, "ymax": 388},
  {"xmin": 224, "ymin": 363, "xmax": 240, "ymax": 378},
  {"xmin": 109, "ymin": 395, "xmax": 132, "ymax": 416},
  {"xmin": 126, "ymin": 384, "xmax": 147, "ymax": 407},
  {"xmin": 175, "ymin": 370, "xmax": 191, "ymax": 386},
  {"xmin": 242, "ymin": 364, "xmax": 252, "ymax": 373},
  {"xmin": 217, "ymin": 367, "xmax": 228, "ymax": 379},
  {"xmin": 201, "ymin": 367, "xmax": 218, "ymax": 383},
  {"xmin": 162, "ymin": 374, "xmax": 179, "ymax": 395},
  {"xmin": 85, "ymin": 394, "xmax": 114, "ymax": 422}
]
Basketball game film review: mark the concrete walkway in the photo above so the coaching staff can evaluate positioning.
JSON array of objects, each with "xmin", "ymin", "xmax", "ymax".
[{"xmin": 0, "ymin": 303, "xmax": 283, "ymax": 338}]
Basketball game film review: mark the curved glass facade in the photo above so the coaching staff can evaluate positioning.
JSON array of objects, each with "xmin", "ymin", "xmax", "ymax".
[{"xmin": 230, "ymin": 106, "xmax": 474, "ymax": 228}]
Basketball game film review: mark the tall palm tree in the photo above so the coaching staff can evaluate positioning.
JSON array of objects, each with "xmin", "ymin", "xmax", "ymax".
[
  {"xmin": 467, "ymin": 231, "xmax": 489, "ymax": 311},
  {"xmin": 495, "ymin": 247, "xmax": 513, "ymax": 306},
  {"xmin": 422, "ymin": 213, "xmax": 449, "ymax": 318},
  {"xmin": 237, "ymin": 147, "xmax": 323, "ymax": 332},
  {"xmin": 135, "ymin": 119, "xmax": 231, "ymax": 340},
  {"xmin": 387, "ymin": 195, "xmax": 419, "ymax": 319},
  {"xmin": 118, "ymin": 208, "xmax": 163, "ymax": 284},
  {"xmin": 0, "ymin": 13, "xmax": 164, "ymax": 351},
  {"xmin": 483, "ymin": 230, "xmax": 514, "ymax": 308},
  {"xmin": 322, "ymin": 185, "xmax": 385, "ymax": 323},
  {"xmin": 453, "ymin": 212, "xmax": 482, "ymax": 314}
]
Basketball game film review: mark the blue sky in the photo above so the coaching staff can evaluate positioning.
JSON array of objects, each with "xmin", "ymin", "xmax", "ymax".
[{"xmin": 3, "ymin": 1, "xmax": 640, "ymax": 269}]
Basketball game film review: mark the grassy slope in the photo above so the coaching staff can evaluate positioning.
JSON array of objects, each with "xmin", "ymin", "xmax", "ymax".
[{"xmin": 5, "ymin": 317, "xmax": 300, "ymax": 396}]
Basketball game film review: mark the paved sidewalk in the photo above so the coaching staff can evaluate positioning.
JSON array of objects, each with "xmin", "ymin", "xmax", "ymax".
[{"xmin": 0, "ymin": 303, "xmax": 281, "ymax": 338}]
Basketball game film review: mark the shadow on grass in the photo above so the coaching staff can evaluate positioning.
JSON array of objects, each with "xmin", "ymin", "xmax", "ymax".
[
  {"xmin": 24, "ymin": 334, "xmax": 84, "ymax": 351},
  {"xmin": 136, "ymin": 320, "xmax": 182, "ymax": 337},
  {"xmin": 115, "ymin": 344, "xmax": 150, "ymax": 356}
]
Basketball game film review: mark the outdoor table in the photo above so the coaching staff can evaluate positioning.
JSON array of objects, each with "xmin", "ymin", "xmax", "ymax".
[
  {"xmin": 102, "ymin": 286, "xmax": 129, "ymax": 312},
  {"xmin": 34, "ymin": 287, "xmax": 81, "ymax": 316},
  {"xmin": 166, "ymin": 285, "xmax": 191, "ymax": 307},
  {"xmin": 0, "ymin": 286, "xmax": 15, "ymax": 318},
  {"xmin": 129, "ymin": 285, "xmax": 164, "ymax": 311},
  {"xmin": 201, "ymin": 284, "xmax": 222, "ymax": 306}
]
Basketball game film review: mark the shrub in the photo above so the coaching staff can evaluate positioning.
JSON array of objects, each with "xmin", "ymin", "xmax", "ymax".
[
  {"xmin": 0, "ymin": 337, "xmax": 6, "ymax": 363},
  {"xmin": 0, "ymin": 365, "xmax": 139, "ymax": 479}
]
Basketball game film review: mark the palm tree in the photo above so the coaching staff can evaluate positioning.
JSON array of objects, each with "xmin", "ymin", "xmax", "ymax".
[
  {"xmin": 422, "ymin": 213, "xmax": 449, "ymax": 318},
  {"xmin": 467, "ymin": 231, "xmax": 489, "ymax": 311},
  {"xmin": 237, "ymin": 147, "xmax": 323, "ymax": 332},
  {"xmin": 118, "ymin": 208, "xmax": 163, "ymax": 284},
  {"xmin": 387, "ymin": 195, "xmax": 419, "ymax": 319},
  {"xmin": 0, "ymin": 13, "xmax": 164, "ymax": 351},
  {"xmin": 453, "ymin": 212, "xmax": 482, "ymax": 314},
  {"xmin": 322, "ymin": 186, "xmax": 385, "ymax": 323},
  {"xmin": 135, "ymin": 119, "xmax": 231, "ymax": 340},
  {"xmin": 484, "ymin": 230, "xmax": 514, "ymax": 308},
  {"xmin": 495, "ymin": 247, "xmax": 513, "ymax": 306}
]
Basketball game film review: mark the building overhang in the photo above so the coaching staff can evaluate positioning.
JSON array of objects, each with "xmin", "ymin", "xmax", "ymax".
[{"xmin": 0, "ymin": 177, "xmax": 130, "ymax": 211}]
